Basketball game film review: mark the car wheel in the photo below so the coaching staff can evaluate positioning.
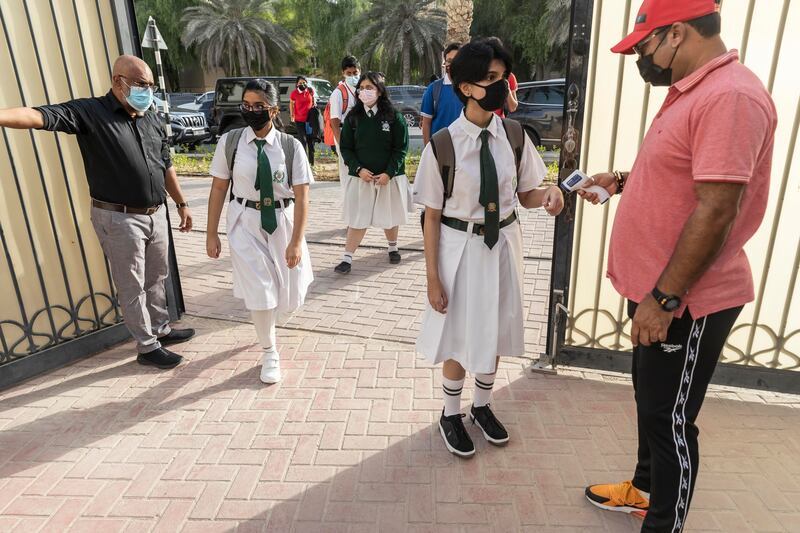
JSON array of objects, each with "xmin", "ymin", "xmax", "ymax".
[
  {"xmin": 524, "ymin": 127, "xmax": 541, "ymax": 148},
  {"xmin": 402, "ymin": 111, "xmax": 417, "ymax": 128}
]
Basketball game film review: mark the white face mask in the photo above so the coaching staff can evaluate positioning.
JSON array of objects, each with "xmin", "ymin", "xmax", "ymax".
[
  {"xmin": 358, "ymin": 88, "xmax": 378, "ymax": 107},
  {"xmin": 346, "ymin": 75, "xmax": 360, "ymax": 87}
]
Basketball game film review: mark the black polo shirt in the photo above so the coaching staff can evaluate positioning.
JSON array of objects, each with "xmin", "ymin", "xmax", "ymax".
[{"xmin": 35, "ymin": 91, "xmax": 172, "ymax": 208}]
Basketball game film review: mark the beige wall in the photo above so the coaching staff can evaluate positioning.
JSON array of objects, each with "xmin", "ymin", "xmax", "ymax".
[
  {"xmin": 0, "ymin": 0, "xmax": 123, "ymax": 357},
  {"xmin": 566, "ymin": 0, "xmax": 800, "ymax": 370}
]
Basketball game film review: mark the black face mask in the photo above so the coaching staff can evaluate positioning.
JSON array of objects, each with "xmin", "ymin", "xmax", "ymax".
[
  {"xmin": 241, "ymin": 109, "xmax": 271, "ymax": 131},
  {"xmin": 298, "ymin": 85, "xmax": 307, "ymax": 92},
  {"xmin": 636, "ymin": 32, "xmax": 679, "ymax": 87},
  {"xmin": 471, "ymin": 78, "xmax": 509, "ymax": 112}
]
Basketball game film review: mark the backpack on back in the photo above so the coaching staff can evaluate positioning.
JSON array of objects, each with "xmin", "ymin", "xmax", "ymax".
[
  {"xmin": 430, "ymin": 78, "xmax": 444, "ymax": 117},
  {"xmin": 420, "ymin": 118, "xmax": 526, "ymax": 229},
  {"xmin": 323, "ymin": 82, "xmax": 350, "ymax": 146},
  {"xmin": 224, "ymin": 127, "xmax": 297, "ymax": 200}
]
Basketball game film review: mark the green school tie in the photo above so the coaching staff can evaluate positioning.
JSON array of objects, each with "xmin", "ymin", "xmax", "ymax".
[
  {"xmin": 479, "ymin": 129, "xmax": 499, "ymax": 249},
  {"xmin": 253, "ymin": 139, "xmax": 277, "ymax": 234}
]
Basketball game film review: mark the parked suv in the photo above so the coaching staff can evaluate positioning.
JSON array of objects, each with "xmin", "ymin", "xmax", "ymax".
[
  {"xmin": 386, "ymin": 85, "xmax": 425, "ymax": 128},
  {"xmin": 212, "ymin": 76, "xmax": 334, "ymax": 136},
  {"xmin": 508, "ymin": 78, "xmax": 565, "ymax": 148},
  {"xmin": 154, "ymin": 96, "xmax": 210, "ymax": 148}
]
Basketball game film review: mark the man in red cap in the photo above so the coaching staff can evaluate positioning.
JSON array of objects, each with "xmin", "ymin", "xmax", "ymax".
[{"xmin": 579, "ymin": 1, "xmax": 777, "ymax": 531}]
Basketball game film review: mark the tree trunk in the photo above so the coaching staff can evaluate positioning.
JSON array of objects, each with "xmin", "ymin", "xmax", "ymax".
[
  {"xmin": 445, "ymin": 0, "xmax": 473, "ymax": 44},
  {"xmin": 402, "ymin": 38, "xmax": 411, "ymax": 85}
]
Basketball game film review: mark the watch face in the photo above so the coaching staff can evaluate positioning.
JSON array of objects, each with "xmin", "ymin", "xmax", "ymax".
[{"xmin": 664, "ymin": 298, "xmax": 680, "ymax": 311}]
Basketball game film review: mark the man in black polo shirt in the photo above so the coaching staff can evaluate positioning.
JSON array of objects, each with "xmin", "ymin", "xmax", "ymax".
[{"xmin": 0, "ymin": 55, "xmax": 194, "ymax": 369}]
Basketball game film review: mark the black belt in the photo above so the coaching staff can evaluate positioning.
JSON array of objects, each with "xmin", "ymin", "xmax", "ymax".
[
  {"xmin": 234, "ymin": 196, "xmax": 294, "ymax": 210},
  {"xmin": 441, "ymin": 211, "xmax": 517, "ymax": 236},
  {"xmin": 91, "ymin": 199, "xmax": 161, "ymax": 215}
]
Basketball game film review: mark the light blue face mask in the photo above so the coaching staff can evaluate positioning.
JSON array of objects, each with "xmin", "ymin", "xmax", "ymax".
[
  {"xmin": 346, "ymin": 75, "xmax": 360, "ymax": 87},
  {"xmin": 126, "ymin": 85, "xmax": 154, "ymax": 113}
]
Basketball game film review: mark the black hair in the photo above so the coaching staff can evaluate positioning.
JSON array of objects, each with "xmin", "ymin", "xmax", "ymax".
[
  {"xmin": 295, "ymin": 75, "xmax": 307, "ymax": 84},
  {"xmin": 687, "ymin": 12, "xmax": 721, "ymax": 37},
  {"xmin": 243, "ymin": 79, "xmax": 278, "ymax": 106},
  {"xmin": 443, "ymin": 42, "xmax": 461, "ymax": 57},
  {"xmin": 341, "ymin": 55, "xmax": 360, "ymax": 71},
  {"xmin": 450, "ymin": 37, "xmax": 513, "ymax": 105},
  {"xmin": 347, "ymin": 71, "xmax": 396, "ymax": 126}
]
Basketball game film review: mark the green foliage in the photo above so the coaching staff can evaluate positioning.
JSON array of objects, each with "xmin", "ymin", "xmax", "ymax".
[
  {"xmin": 135, "ymin": 0, "xmax": 199, "ymax": 90},
  {"xmin": 471, "ymin": 0, "xmax": 570, "ymax": 80},
  {"xmin": 182, "ymin": 0, "xmax": 291, "ymax": 76},
  {"xmin": 349, "ymin": 0, "xmax": 446, "ymax": 84}
]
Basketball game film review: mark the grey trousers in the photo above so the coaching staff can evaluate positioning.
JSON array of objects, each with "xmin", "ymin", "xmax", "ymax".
[{"xmin": 90, "ymin": 206, "xmax": 171, "ymax": 353}]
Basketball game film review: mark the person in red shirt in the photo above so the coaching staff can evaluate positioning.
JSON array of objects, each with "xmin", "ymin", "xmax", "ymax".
[
  {"xmin": 579, "ymin": 1, "xmax": 777, "ymax": 531},
  {"xmin": 290, "ymin": 76, "xmax": 316, "ymax": 165}
]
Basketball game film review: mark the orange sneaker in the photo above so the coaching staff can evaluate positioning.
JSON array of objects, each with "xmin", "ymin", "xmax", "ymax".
[{"xmin": 585, "ymin": 480, "xmax": 649, "ymax": 517}]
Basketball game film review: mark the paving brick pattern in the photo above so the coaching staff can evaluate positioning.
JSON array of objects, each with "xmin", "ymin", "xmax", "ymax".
[{"xmin": 0, "ymin": 177, "xmax": 798, "ymax": 532}]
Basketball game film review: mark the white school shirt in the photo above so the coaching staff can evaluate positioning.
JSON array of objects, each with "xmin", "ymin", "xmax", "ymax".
[
  {"xmin": 209, "ymin": 126, "xmax": 314, "ymax": 201},
  {"xmin": 413, "ymin": 112, "xmax": 546, "ymax": 222},
  {"xmin": 329, "ymin": 82, "xmax": 357, "ymax": 122}
]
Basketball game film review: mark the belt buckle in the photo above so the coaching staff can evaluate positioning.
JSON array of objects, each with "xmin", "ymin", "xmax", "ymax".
[
  {"xmin": 478, "ymin": 227, "xmax": 485, "ymax": 236},
  {"xmin": 255, "ymin": 201, "xmax": 261, "ymax": 211}
]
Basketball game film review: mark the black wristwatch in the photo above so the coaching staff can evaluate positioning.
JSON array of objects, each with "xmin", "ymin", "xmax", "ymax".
[
  {"xmin": 176, "ymin": 202, "xmax": 189, "ymax": 209},
  {"xmin": 651, "ymin": 286, "xmax": 681, "ymax": 312}
]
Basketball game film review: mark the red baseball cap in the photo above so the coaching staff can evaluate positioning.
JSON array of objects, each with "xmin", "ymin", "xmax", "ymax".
[{"xmin": 611, "ymin": 0, "xmax": 721, "ymax": 54}]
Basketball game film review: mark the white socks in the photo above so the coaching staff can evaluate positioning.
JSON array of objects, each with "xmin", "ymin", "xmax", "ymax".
[
  {"xmin": 388, "ymin": 241, "xmax": 398, "ymax": 253},
  {"xmin": 342, "ymin": 252, "xmax": 353, "ymax": 264},
  {"xmin": 442, "ymin": 377, "xmax": 464, "ymax": 416},
  {"xmin": 473, "ymin": 372, "xmax": 496, "ymax": 408},
  {"xmin": 251, "ymin": 309, "xmax": 277, "ymax": 354}
]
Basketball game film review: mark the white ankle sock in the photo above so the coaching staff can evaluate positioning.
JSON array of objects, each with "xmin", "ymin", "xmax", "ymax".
[
  {"xmin": 388, "ymin": 241, "xmax": 398, "ymax": 253},
  {"xmin": 473, "ymin": 372, "xmax": 496, "ymax": 407},
  {"xmin": 342, "ymin": 252, "xmax": 353, "ymax": 264},
  {"xmin": 251, "ymin": 309, "xmax": 277, "ymax": 352},
  {"xmin": 442, "ymin": 377, "xmax": 465, "ymax": 416}
]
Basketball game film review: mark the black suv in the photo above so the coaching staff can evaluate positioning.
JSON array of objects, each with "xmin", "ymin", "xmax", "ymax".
[
  {"xmin": 386, "ymin": 85, "xmax": 425, "ymax": 128},
  {"xmin": 154, "ymin": 96, "xmax": 210, "ymax": 148},
  {"xmin": 212, "ymin": 76, "xmax": 334, "ymax": 136},
  {"xmin": 508, "ymin": 78, "xmax": 565, "ymax": 148}
]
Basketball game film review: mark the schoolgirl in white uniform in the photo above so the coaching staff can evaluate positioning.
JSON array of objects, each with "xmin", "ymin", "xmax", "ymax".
[
  {"xmin": 413, "ymin": 38, "xmax": 564, "ymax": 457},
  {"xmin": 206, "ymin": 79, "xmax": 314, "ymax": 384}
]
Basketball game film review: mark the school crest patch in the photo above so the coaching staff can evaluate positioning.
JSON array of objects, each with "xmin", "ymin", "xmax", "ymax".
[
  {"xmin": 273, "ymin": 168, "xmax": 286, "ymax": 183},
  {"xmin": 381, "ymin": 121, "xmax": 391, "ymax": 132}
]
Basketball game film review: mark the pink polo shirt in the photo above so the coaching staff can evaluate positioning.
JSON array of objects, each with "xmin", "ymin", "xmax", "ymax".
[{"xmin": 607, "ymin": 50, "xmax": 777, "ymax": 318}]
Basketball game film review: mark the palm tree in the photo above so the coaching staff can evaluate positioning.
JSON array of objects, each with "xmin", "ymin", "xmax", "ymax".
[
  {"xmin": 350, "ymin": 0, "xmax": 446, "ymax": 84},
  {"xmin": 540, "ymin": 0, "xmax": 571, "ymax": 51},
  {"xmin": 445, "ymin": 0, "xmax": 473, "ymax": 44},
  {"xmin": 181, "ymin": 0, "xmax": 291, "ymax": 76}
]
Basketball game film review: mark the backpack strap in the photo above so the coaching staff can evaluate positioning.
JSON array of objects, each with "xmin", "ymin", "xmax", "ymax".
[
  {"xmin": 278, "ymin": 131, "xmax": 296, "ymax": 187},
  {"xmin": 429, "ymin": 127, "xmax": 455, "ymax": 208},
  {"xmin": 339, "ymin": 82, "xmax": 349, "ymax": 113},
  {"xmin": 225, "ymin": 127, "xmax": 246, "ymax": 201},
  {"xmin": 501, "ymin": 118, "xmax": 524, "ymax": 189},
  {"xmin": 431, "ymin": 79, "xmax": 444, "ymax": 117}
]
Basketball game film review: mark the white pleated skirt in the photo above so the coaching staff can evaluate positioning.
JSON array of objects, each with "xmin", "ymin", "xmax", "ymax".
[
  {"xmin": 226, "ymin": 199, "xmax": 314, "ymax": 312},
  {"xmin": 342, "ymin": 174, "xmax": 411, "ymax": 229},
  {"xmin": 416, "ymin": 220, "xmax": 526, "ymax": 374}
]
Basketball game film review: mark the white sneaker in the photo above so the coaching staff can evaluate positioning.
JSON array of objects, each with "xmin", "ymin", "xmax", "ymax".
[{"xmin": 260, "ymin": 350, "xmax": 281, "ymax": 384}]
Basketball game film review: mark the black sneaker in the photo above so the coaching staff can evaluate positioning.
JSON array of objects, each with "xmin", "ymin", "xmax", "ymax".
[
  {"xmin": 137, "ymin": 347, "xmax": 183, "ymax": 369},
  {"xmin": 334, "ymin": 261, "xmax": 351, "ymax": 274},
  {"xmin": 439, "ymin": 410, "xmax": 475, "ymax": 458},
  {"xmin": 158, "ymin": 328, "xmax": 195, "ymax": 346},
  {"xmin": 388, "ymin": 251, "xmax": 401, "ymax": 264},
  {"xmin": 470, "ymin": 404, "xmax": 509, "ymax": 445}
]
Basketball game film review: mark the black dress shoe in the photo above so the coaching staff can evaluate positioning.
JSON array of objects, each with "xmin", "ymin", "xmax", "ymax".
[
  {"xmin": 334, "ymin": 261, "xmax": 351, "ymax": 274},
  {"xmin": 389, "ymin": 251, "xmax": 401, "ymax": 264},
  {"xmin": 137, "ymin": 347, "xmax": 183, "ymax": 369},
  {"xmin": 439, "ymin": 409, "xmax": 475, "ymax": 458},
  {"xmin": 158, "ymin": 328, "xmax": 195, "ymax": 346},
  {"xmin": 470, "ymin": 404, "xmax": 509, "ymax": 445}
]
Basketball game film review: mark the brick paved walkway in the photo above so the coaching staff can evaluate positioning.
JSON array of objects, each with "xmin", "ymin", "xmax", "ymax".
[{"xmin": 0, "ymin": 177, "xmax": 798, "ymax": 532}]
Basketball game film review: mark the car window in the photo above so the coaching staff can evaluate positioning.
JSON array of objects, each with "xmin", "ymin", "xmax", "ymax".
[
  {"xmin": 531, "ymin": 85, "xmax": 565, "ymax": 105},
  {"xmin": 517, "ymin": 87, "xmax": 533, "ymax": 104},
  {"xmin": 215, "ymin": 81, "xmax": 247, "ymax": 104},
  {"xmin": 409, "ymin": 88, "xmax": 425, "ymax": 99},
  {"xmin": 279, "ymin": 81, "xmax": 293, "ymax": 105},
  {"xmin": 309, "ymin": 79, "xmax": 333, "ymax": 99}
]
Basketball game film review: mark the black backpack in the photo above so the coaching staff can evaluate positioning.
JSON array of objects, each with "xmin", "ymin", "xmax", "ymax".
[{"xmin": 420, "ymin": 118, "xmax": 526, "ymax": 229}]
